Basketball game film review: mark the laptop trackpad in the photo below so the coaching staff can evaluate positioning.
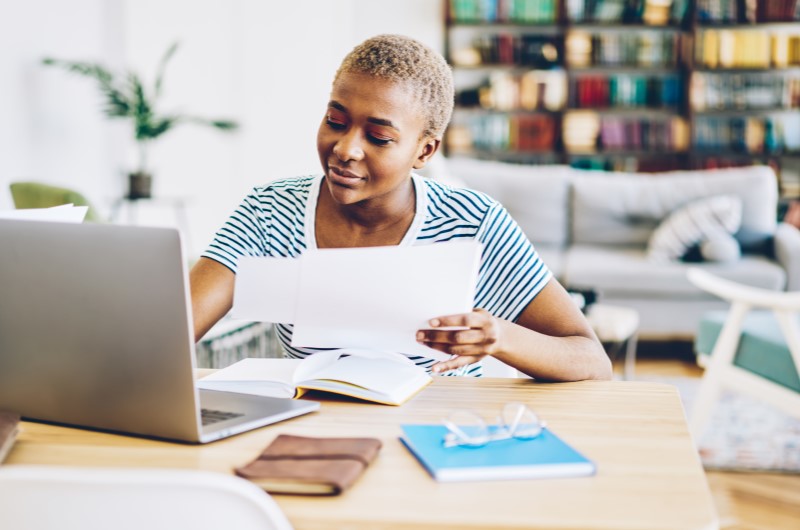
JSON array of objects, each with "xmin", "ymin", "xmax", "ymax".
[{"xmin": 198, "ymin": 389, "xmax": 319, "ymax": 436}]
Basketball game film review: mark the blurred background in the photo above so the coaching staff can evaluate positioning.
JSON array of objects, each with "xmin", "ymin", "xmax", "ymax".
[{"xmin": 0, "ymin": 0, "xmax": 444, "ymax": 256}]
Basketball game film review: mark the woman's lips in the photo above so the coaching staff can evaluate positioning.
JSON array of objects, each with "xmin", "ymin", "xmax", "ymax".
[{"xmin": 328, "ymin": 166, "xmax": 364, "ymax": 186}]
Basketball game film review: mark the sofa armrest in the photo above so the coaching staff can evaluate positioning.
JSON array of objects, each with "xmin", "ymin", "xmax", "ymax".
[{"xmin": 775, "ymin": 222, "xmax": 800, "ymax": 291}]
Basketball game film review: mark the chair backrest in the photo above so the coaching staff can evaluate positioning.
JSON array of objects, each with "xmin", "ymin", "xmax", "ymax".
[
  {"xmin": 9, "ymin": 181, "xmax": 102, "ymax": 222},
  {"xmin": 686, "ymin": 267, "xmax": 800, "ymax": 437},
  {"xmin": 0, "ymin": 466, "xmax": 293, "ymax": 530}
]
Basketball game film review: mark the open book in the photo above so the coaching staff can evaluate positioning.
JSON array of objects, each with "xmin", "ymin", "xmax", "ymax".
[{"xmin": 198, "ymin": 350, "xmax": 432, "ymax": 406}]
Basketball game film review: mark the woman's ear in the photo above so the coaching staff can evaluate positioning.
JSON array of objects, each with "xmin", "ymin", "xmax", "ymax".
[{"xmin": 413, "ymin": 137, "xmax": 441, "ymax": 169}]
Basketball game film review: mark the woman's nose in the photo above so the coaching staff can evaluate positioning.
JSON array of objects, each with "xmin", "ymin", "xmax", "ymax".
[{"xmin": 333, "ymin": 129, "xmax": 364, "ymax": 162}]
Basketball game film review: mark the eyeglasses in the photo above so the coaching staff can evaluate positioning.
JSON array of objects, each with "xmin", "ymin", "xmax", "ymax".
[{"xmin": 442, "ymin": 402, "xmax": 546, "ymax": 448}]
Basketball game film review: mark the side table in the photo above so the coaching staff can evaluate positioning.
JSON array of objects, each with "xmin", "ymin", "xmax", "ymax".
[
  {"xmin": 585, "ymin": 303, "xmax": 640, "ymax": 380},
  {"xmin": 109, "ymin": 196, "xmax": 193, "ymax": 256}
]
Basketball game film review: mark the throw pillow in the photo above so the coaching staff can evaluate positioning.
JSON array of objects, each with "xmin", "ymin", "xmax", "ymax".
[
  {"xmin": 734, "ymin": 228, "xmax": 775, "ymax": 258},
  {"xmin": 700, "ymin": 233, "xmax": 741, "ymax": 262},
  {"xmin": 648, "ymin": 195, "xmax": 743, "ymax": 262}
]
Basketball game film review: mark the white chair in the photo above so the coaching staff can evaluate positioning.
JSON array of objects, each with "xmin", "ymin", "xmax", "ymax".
[
  {"xmin": 686, "ymin": 268, "xmax": 800, "ymax": 440},
  {"xmin": 0, "ymin": 466, "xmax": 293, "ymax": 530}
]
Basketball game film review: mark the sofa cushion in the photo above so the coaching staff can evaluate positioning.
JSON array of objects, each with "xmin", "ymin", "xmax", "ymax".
[
  {"xmin": 562, "ymin": 244, "xmax": 786, "ymax": 297},
  {"xmin": 532, "ymin": 244, "xmax": 566, "ymax": 279},
  {"xmin": 647, "ymin": 195, "xmax": 743, "ymax": 262},
  {"xmin": 445, "ymin": 158, "xmax": 572, "ymax": 247},
  {"xmin": 571, "ymin": 166, "xmax": 778, "ymax": 246}
]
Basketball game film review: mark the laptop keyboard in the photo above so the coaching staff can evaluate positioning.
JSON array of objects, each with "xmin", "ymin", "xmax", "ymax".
[{"xmin": 201, "ymin": 408, "xmax": 245, "ymax": 426}]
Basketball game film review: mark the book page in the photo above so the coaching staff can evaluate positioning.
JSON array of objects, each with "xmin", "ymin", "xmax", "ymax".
[
  {"xmin": 296, "ymin": 350, "xmax": 431, "ymax": 404},
  {"xmin": 197, "ymin": 358, "xmax": 301, "ymax": 399}
]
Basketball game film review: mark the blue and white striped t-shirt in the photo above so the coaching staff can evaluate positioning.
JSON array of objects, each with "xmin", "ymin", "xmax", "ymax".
[{"xmin": 202, "ymin": 173, "xmax": 552, "ymax": 376}]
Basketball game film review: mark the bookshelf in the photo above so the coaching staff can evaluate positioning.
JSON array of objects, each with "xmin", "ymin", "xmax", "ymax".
[{"xmin": 444, "ymin": 0, "xmax": 800, "ymax": 200}]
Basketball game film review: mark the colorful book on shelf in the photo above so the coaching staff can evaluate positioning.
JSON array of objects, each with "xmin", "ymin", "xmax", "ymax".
[
  {"xmin": 198, "ymin": 350, "xmax": 432, "ymax": 406},
  {"xmin": 0, "ymin": 411, "xmax": 20, "ymax": 464},
  {"xmin": 400, "ymin": 424, "xmax": 596, "ymax": 482}
]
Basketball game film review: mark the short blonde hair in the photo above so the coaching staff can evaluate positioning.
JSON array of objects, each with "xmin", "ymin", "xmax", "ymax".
[{"xmin": 335, "ymin": 34, "xmax": 454, "ymax": 139}]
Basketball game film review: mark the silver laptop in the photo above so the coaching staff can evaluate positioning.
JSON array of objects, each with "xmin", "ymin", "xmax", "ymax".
[{"xmin": 0, "ymin": 219, "xmax": 319, "ymax": 443}]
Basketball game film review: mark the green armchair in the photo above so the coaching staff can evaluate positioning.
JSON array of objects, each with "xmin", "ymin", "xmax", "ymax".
[{"xmin": 9, "ymin": 181, "xmax": 102, "ymax": 222}]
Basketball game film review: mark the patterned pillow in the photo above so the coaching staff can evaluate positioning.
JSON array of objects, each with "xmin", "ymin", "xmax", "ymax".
[
  {"xmin": 700, "ymin": 232, "xmax": 741, "ymax": 262},
  {"xmin": 647, "ymin": 195, "xmax": 743, "ymax": 262}
]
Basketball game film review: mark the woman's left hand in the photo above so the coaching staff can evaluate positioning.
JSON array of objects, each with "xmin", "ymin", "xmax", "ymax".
[{"xmin": 416, "ymin": 308, "xmax": 504, "ymax": 373}]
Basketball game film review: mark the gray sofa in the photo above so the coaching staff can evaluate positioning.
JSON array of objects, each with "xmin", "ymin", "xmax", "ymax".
[{"xmin": 427, "ymin": 157, "xmax": 800, "ymax": 339}]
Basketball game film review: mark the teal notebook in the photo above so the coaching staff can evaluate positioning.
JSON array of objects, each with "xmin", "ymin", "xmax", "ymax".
[{"xmin": 400, "ymin": 424, "xmax": 596, "ymax": 482}]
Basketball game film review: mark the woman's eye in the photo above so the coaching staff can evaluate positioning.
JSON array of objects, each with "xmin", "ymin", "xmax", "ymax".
[
  {"xmin": 368, "ymin": 135, "xmax": 392, "ymax": 146},
  {"xmin": 326, "ymin": 117, "xmax": 345, "ymax": 130}
]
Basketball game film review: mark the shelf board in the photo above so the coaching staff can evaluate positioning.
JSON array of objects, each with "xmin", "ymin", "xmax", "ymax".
[
  {"xmin": 696, "ymin": 21, "xmax": 800, "ymax": 30},
  {"xmin": 689, "ymin": 150, "xmax": 791, "ymax": 158},
  {"xmin": 450, "ymin": 149, "xmax": 562, "ymax": 160},
  {"xmin": 692, "ymin": 107, "xmax": 800, "ymax": 116},
  {"xmin": 452, "ymin": 64, "xmax": 564, "ymax": 71},
  {"xmin": 565, "ymin": 22, "xmax": 685, "ymax": 32},
  {"xmin": 447, "ymin": 21, "xmax": 560, "ymax": 31},
  {"xmin": 453, "ymin": 107, "xmax": 562, "ymax": 115},
  {"xmin": 567, "ymin": 65, "xmax": 681, "ymax": 74},
  {"xmin": 692, "ymin": 66, "xmax": 800, "ymax": 74},
  {"xmin": 566, "ymin": 106, "xmax": 681, "ymax": 114},
  {"xmin": 567, "ymin": 150, "xmax": 688, "ymax": 157}
]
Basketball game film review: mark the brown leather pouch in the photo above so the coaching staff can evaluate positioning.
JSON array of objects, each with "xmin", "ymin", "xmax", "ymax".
[{"xmin": 234, "ymin": 434, "xmax": 382, "ymax": 495}]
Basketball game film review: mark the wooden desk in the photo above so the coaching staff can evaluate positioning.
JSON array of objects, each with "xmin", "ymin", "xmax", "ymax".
[{"xmin": 7, "ymin": 378, "xmax": 717, "ymax": 530}]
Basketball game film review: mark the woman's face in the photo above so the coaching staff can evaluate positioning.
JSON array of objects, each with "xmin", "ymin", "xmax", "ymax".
[{"xmin": 317, "ymin": 71, "xmax": 438, "ymax": 207}]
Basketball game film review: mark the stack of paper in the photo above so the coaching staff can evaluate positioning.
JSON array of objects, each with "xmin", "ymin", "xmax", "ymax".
[
  {"xmin": 0, "ymin": 204, "xmax": 88, "ymax": 223},
  {"xmin": 231, "ymin": 241, "xmax": 482, "ymax": 361}
]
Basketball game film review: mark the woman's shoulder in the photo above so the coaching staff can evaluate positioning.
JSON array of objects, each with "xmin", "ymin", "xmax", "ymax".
[
  {"xmin": 418, "ymin": 174, "xmax": 499, "ymax": 219},
  {"xmin": 245, "ymin": 175, "xmax": 316, "ymax": 197}
]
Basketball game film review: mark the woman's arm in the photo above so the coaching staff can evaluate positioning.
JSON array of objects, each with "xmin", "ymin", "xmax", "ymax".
[
  {"xmin": 417, "ymin": 279, "xmax": 612, "ymax": 381},
  {"xmin": 189, "ymin": 257, "xmax": 236, "ymax": 342}
]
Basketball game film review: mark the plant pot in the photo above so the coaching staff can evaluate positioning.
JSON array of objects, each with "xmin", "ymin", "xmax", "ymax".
[{"xmin": 128, "ymin": 172, "xmax": 152, "ymax": 199}]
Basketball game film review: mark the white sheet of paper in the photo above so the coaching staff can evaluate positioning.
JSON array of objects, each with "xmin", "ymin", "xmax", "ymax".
[
  {"xmin": 230, "ymin": 256, "xmax": 301, "ymax": 323},
  {"xmin": 0, "ymin": 204, "xmax": 88, "ymax": 223},
  {"xmin": 291, "ymin": 241, "xmax": 481, "ymax": 361}
]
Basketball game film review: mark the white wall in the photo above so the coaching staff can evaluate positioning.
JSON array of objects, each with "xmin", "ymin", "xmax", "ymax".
[
  {"xmin": 1, "ymin": 0, "xmax": 444, "ymax": 256},
  {"xmin": 0, "ymin": 0, "xmax": 127, "ymax": 210}
]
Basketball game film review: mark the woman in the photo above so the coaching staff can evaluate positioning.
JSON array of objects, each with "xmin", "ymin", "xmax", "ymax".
[{"xmin": 190, "ymin": 34, "xmax": 611, "ymax": 381}]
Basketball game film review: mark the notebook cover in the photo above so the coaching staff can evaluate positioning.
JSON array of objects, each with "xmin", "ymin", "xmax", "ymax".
[
  {"xmin": 400, "ymin": 424, "xmax": 596, "ymax": 482},
  {"xmin": 234, "ymin": 434, "xmax": 382, "ymax": 495},
  {"xmin": 0, "ymin": 411, "xmax": 20, "ymax": 464}
]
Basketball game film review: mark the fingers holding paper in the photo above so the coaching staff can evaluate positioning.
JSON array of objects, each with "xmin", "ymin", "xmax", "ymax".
[{"xmin": 416, "ymin": 309, "xmax": 503, "ymax": 373}]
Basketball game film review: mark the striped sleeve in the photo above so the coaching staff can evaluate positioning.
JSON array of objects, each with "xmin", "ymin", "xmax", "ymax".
[
  {"xmin": 474, "ymin": 202, "xmax": 552, "ymax": 322},
  {"xmin": 201, "ymin": 189, "xmax": 271, "ymax": 273},
  {"xmin": 201, "ymin": 177, "xmax": 313, "ymax": 273}
]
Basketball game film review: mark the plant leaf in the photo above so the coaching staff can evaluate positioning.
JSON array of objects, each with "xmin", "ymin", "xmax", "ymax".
[
  {"xmin": 43, "ymin": 58, "xmax": 132, "ymax": 118},
  {"xmin": 154, "ymin": 41, "xmax": 179, "ymax": 98},
  {"xmin": 181, "ymin": 116, "xmax": 240, "ymax": 131},
  {"xmin": 139, "ymin": 116, "xmax": 176, "ymax": 140}
]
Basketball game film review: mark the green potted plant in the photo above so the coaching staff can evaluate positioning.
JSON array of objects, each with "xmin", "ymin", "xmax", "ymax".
[{"xmin": 43, "ymin": 42, "xmax": 238, "ymax": 199}]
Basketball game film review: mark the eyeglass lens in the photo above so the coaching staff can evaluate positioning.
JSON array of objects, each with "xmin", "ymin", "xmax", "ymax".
[{"xmin": 502, "ymin": 402, "xmax": 544, "ymax": 439}]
